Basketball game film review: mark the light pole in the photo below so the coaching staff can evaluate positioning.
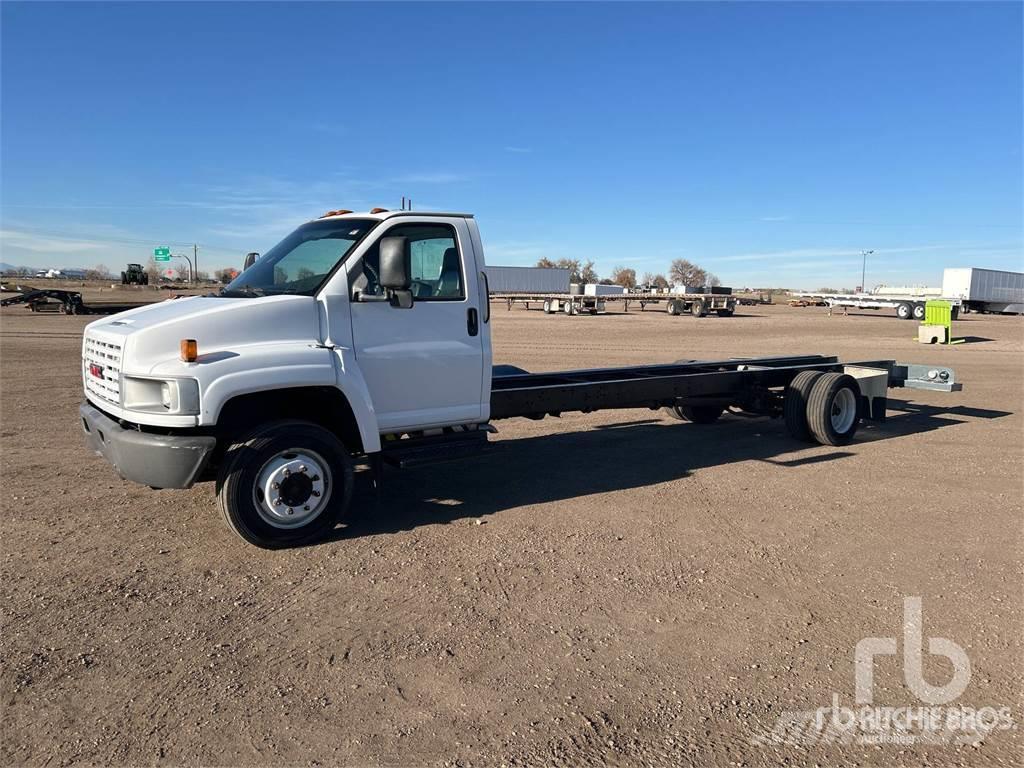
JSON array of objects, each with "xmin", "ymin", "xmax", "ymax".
[
  {"xmin": 174, "ymin": 252, "xmax": 195, "ymax": 284},
  {"xmin": 860, "ymin": 250, "xmax": 874, "ymax": 293}
]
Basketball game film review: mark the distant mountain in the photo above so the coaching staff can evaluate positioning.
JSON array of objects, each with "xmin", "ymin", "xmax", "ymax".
[{"xmin": 0, "ymin": 263, "xmax": 32, "ymax": 274}]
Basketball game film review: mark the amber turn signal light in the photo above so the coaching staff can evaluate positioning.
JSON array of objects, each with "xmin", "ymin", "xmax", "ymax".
[{"xmin": 180, "ymin": 339, "xmax": 198, "ymax": 362}]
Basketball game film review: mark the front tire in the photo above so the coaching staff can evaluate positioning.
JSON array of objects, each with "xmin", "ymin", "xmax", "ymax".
[{"xmin": 217, "ymin": 419, "xmax": 353, "ymax": 548}]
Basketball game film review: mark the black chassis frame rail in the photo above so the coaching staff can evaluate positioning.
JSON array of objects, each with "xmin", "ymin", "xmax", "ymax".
[{"xmin": 489, "ymin": 354, "xmax": 960, "ymax": 421}]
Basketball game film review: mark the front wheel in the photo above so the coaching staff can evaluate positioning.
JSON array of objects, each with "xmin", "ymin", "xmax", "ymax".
[{"xmin": 217, "ymin": 420, "xmax": 353, "ymax": 548}]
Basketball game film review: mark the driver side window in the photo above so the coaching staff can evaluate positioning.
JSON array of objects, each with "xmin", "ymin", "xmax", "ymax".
[{"xmin": 352, "ymin": 223, "xmax": 464, "ymax": 300}]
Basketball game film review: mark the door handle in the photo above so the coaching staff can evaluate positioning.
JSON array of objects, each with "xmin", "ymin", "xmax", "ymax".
[{"xmin": 467, "ymin": 307, "xmax": 479, "ymax": 337}]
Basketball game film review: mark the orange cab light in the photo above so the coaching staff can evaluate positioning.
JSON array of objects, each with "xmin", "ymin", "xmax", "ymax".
[
  {"xmin": 370, "ymin": 207, "xmax": 389, "ymax": 214},
  {"xmin": 319, "ymin": 209, "xmax": 353, "ymax": 218},
  {"xmin": 180, "ymin": 339, "xmax": 198, "ymax": 363}
]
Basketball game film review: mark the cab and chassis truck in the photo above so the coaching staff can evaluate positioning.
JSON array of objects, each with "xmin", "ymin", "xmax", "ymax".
[{"xmin": 79, "ymin": 210, "xmax": 961, "ymax": 548}]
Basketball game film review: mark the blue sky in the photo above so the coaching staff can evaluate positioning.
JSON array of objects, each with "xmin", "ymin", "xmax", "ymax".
[{"xmin": 2, "ymin": 1, "xmax": 1021, "ymax": 288}]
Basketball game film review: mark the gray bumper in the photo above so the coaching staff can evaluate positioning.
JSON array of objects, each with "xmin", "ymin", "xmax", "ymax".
[{"xmin": 79, "ymin": 402, "xmax": 216, "ymax": 489}]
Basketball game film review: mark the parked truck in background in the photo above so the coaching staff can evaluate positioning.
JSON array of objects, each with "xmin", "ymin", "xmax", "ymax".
[
  {"xmin": 79, "ymin": 209, "xmax": 961, "ymax": 549},
  {"xmin": 942, "ymin": 268, "xmax": 1024, "ymax": 315}
]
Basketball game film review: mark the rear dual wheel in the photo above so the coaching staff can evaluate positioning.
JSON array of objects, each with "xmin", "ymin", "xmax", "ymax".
[{"xmin": 784, "ymin": 371, "xmax": 860, "ymax": 446}]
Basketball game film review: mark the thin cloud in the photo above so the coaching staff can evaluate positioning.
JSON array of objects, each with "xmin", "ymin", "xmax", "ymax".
[
  {"xmin": 0, "ymin": 229, "xmax": 107, "ymax": 254},
  {"xmin": 389, "ymin": 172, "xmax": 470, "ymax": 185}
]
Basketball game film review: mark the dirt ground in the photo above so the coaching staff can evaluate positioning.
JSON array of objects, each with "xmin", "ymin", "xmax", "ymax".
[{"xmin": 2, "ymin": 301, "xmax": 1022, "ymax": 766}]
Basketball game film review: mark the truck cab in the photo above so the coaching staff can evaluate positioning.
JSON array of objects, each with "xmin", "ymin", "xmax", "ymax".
[{"xmin": 81, "ymin": 210, "xmax": 494, "ymax": 547}]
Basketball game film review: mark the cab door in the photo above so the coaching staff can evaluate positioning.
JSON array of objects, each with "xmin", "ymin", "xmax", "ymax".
[{"xmin": 346, "ymin": 218, "xmax": 485, "ymax": 432}]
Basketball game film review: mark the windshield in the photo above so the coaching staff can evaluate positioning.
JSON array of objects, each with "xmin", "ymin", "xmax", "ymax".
[{"xmin": 222, "ymin": 218, "xmax": 376, "ymax": 296}]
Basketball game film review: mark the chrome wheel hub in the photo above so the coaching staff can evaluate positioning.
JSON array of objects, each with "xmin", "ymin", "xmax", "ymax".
[{"xmin": 253, "ymin": 450, "xmax": 331, "ymax": 529}]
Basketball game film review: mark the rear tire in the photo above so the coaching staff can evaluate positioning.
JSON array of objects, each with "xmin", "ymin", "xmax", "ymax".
[
  {"xmin": 666, "ymin": 299, "xmax": 681, "ymax": 316},
  {"xmin": 542, "ymin": 299, "xmax": 552, "ymax": 314},
  {"xmin": 912, "ymin": 303, "xmax": 926, "ymax": 321},
  {"xmin": 691, "ymin": 299, "xmax": 707, "ymax": 317},
  {"xmin": 217, "ymin": 419, "xmax": 353, "ymax": 549},
  {"xmin": 806, "ymin": 373, "xmax": 861, "ymax": 446},
  {"xmin": 663, "ymin": 404, "xmax": 723, "ymax": 423},
  {"xmin": 784, "ymin": 370, "xmax": 825, "ymax": 442},
  {"xmin": 896, "ymin": 302, "xmax": 912, "ymax": 320}
]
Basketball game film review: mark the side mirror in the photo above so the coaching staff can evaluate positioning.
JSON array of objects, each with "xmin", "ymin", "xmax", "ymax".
[
  {"xmin": 379, "ymin": 236, "xmax": 413, "ymax": 308},
  {"xmin": 243, "ymin": 252, "xmax": 259, "ymax": 270}
]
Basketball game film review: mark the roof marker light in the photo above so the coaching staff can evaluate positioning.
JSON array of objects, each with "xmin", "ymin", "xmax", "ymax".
[
  {"xmin": 180, "ymin": 339, "xmax": 198, "ymax": 363},
  {"xmin": 320, "ymin": 209, "xmax": 353, "ymax": 218},
  {"xmin": 370, "ymin": 207, "xmax": 389, "ymax": 214}
]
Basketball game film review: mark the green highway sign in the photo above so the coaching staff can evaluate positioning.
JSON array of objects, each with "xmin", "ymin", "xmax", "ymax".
[
  {"xmin": 154, "ymin": 255, "xmax": 171, "ymax": 262},
  {"xmin": 153, "ymin": 246, "xmax": 170, "ymax": 258}
]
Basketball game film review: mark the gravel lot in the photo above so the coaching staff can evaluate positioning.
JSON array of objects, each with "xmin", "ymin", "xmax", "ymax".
[{"xmin": 2, "ymin": 301, "xmax": 1021, "ymax": 766}]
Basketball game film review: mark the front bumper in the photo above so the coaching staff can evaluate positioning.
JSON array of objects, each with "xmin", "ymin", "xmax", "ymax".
[{"xmin": 79, "ymin": 401, "xmax": 216, "ymax": 489}]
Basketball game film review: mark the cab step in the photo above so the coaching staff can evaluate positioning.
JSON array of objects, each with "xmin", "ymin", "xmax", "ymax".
[{"xmin": 380, "ymin": 429, "xmax": 490, "ymax": 469}]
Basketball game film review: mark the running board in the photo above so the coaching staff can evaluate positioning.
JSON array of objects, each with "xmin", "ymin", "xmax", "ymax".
[{"xmin": 380, "ymin": 430, "xmax": 490, "ymax": 469}]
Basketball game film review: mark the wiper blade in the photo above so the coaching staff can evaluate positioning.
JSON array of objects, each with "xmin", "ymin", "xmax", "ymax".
[{"xmin": 219, "ymin": 284, "xmax": 268, "ymax": 298}]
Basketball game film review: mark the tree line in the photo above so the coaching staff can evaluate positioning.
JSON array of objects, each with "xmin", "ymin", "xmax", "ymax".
[{"xmin": 535, "ymin": 257, "xmax": 721, "ymax": 289}]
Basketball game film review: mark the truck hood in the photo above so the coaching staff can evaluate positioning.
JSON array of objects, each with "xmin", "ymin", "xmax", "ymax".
[{"xmin": 84, "ymin": 295, "xmax": 320, "ymax": 374}]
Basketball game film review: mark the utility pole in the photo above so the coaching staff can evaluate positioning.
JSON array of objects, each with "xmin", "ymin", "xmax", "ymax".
[
  {"xmin": 860, "ymin": 250, "xmax": 874, "ymax": 293},
  {"xmin": 194, "ymin": 244, "xmax": 199, "ymax": 284}
]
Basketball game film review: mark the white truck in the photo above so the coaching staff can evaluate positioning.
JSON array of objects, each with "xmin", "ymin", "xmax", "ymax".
[{"xmin": 80, "ymin": 209, "xmax": 962, "ymax": 548}]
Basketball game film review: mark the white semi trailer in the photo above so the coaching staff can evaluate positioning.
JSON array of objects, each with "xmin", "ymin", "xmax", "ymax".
[
  {"xmin": 942, "ymin": 268, "xmax": 1024, "ymax": 315},
  {"xmin": 79, "ymin": 209, "xmax": 962, "ymax": 548}
]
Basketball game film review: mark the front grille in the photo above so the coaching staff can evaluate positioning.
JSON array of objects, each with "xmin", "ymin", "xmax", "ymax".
[{"xmin": 83, "ymin": 335, "xmax": 123, "ymax": 406}]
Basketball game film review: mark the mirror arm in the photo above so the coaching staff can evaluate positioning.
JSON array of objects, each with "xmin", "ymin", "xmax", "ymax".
[{"xmin": 354, "ymin": 290, "xmax": 389, "ymax": 303}]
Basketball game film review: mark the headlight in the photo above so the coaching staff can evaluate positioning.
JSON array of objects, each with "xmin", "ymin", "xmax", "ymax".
[{"xmin": 122, "ymin": 377, "xmax": 200, "ymax": 415}]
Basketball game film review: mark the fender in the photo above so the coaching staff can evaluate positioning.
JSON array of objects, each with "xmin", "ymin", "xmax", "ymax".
[{"xmin": 196, "ymin": 341, "xmax": 381, "ymax": 454}]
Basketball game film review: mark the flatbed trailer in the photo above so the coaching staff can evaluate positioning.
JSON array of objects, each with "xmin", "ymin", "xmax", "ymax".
[
  {"xmin": 1, "ymin": 285, "xmax": 152, "ymax": 316},
  {"xmin": 793, "ymin": 292, "xmax": 961, "ymax": 320},
  {"xmin": 490, "ymin": 291, "xmax": 737, "ymax": 317}
]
